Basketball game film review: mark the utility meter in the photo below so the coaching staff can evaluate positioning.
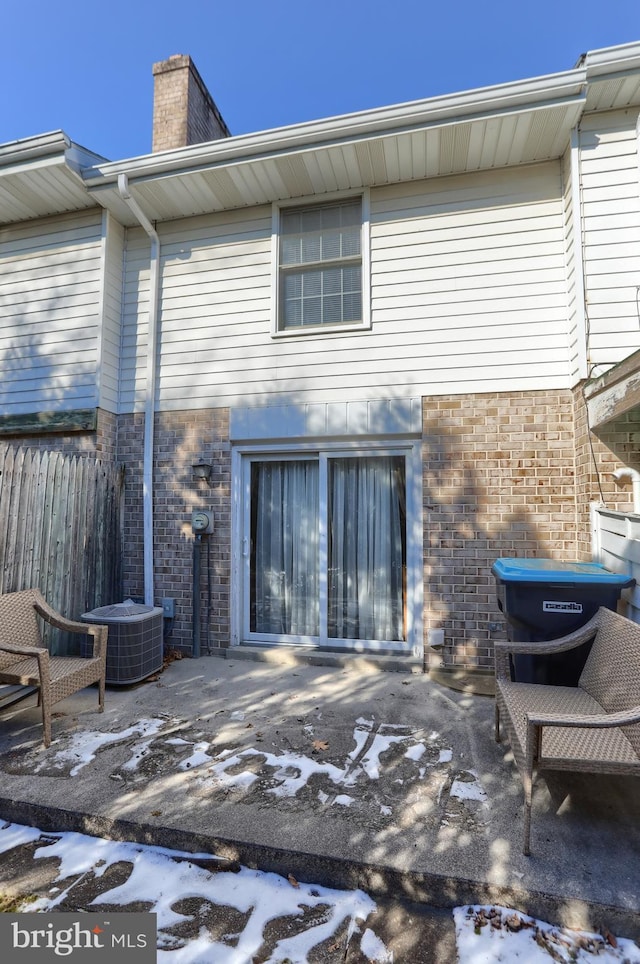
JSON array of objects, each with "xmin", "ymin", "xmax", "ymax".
[{"xmin": 191, "ymin": 510, "xmax": 213, "ymax": 534}]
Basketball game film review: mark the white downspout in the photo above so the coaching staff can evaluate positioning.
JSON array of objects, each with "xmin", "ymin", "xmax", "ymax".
[
  {"xmin": 117, "ymin": 173, "xmax": 160, "ymax": 607},
  {"xmin": 612, "ymin": 467, "xmax": 640, "ymax": 515},
  {"xmin": 570, "ymin": 125, "xmax": 589, "ymax": 380}
]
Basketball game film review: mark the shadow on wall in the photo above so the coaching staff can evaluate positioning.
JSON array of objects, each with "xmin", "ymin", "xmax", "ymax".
[
  {"xmin": 0, "ymin": 336, "xmax": 624, "ymax": 670},
  {"xmin": 422, "ymin": 390, "xmax": 593, "ymax": 670},
  {"xmin": 119, "ymin": 385, "xmax": 612, "ymax": 669}
]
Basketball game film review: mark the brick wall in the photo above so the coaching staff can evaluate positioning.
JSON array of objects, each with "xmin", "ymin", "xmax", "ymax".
[
  {"xmin": 572, "ymin": 385, "xmax": 611, "ymax": 559},
  {"xmin": 422, "ymin": 390, "xmax": 580, "ymax": 669},
  {"xmin": 118, "ymin": 408, "xmax": 231, "ymax": 653},
  {"xmin": 95, "ymin": 409, "xmax": 118, "ymax": 463},
  {"xmin": 118, "ymin": 390, "xmax": 623, "ymax": 669}
]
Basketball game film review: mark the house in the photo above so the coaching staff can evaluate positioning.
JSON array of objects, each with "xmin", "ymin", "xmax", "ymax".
[{"xmin": 1, "ymin": 44, "xmax": 640, "ymax": 671}]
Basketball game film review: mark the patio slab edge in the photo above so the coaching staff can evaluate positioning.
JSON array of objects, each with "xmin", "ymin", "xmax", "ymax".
[{"xmin": 1, "ymin": 796, "xmax": 637, "ymax": 943}]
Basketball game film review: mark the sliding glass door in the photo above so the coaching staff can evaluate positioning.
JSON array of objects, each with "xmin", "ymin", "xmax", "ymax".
[{"xmin": 245, "ymin": 450, "xmax": 408, "ymax": 650}]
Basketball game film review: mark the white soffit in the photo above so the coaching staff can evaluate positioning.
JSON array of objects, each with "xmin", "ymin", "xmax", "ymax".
[
  {"xmin": 0, "ymin": 133, "xmax": 105, "ymax": 225},
  {"xmin": 87, "ymin": 96, "xmax": 588, "ymax": 225}
]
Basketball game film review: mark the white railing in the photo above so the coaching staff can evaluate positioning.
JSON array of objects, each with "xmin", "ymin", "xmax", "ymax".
[{"xmin": 590, "ymin": 502, "xmax": 640, "ymax": 622}]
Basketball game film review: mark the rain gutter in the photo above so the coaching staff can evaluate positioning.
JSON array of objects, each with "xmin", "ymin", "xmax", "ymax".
[
  {"xmin": 117, "ymin": 172, "xmax": 159, "ymax": 607},
  {"xmin": 82, "ymin": 68, "xmax": 588, "ymax": 186}
]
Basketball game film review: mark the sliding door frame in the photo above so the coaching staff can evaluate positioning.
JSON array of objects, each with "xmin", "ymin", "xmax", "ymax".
[{"xmin": 231, "ymin": 439, "xmax": 423, "ymax": 658}]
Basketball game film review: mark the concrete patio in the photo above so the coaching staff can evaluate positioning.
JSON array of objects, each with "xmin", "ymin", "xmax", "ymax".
[{"xmin": 0, "ymin": 652, "xmax": 638, "ymax": 943}]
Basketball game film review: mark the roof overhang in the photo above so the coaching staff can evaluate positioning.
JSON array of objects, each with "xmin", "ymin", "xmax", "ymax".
[
  {"xmin": 1, "ymin": 41, "xmax": 640, "ymax": 228},
  {"xmin": 84, "ymin": 69, "xmax": 589, "ymax": 226},
  {"xmin": 0, "ymin": 132, "xmax": 106, "ymax": 225}
]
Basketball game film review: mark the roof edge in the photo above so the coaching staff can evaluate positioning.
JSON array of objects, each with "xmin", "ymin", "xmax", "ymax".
[
  {"xmin": 585, "ymin": 40, "xmax": 640, "ymax": 77},
  {"xmin": 82, "ymin": 67, "xmax": 588, "ymax": 186},
  {"xmin": 0, "ymin": 130, "xmax": 108, "ymax": 172}
]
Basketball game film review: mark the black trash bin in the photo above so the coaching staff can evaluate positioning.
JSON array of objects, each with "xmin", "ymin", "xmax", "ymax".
[{"xmin": 491, "ymin": 558, "xmax": 635, "ymax": 685}]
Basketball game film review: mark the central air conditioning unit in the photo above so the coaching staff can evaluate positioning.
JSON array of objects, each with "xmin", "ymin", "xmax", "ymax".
[{"xmin": 81, "ymin": 601, "xmax": 164, "ymax": 685}]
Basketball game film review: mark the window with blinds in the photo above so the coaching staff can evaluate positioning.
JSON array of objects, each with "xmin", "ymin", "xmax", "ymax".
[{"xmin": 278, "ymin": 198, "xmax": 363, "ymax": 330}]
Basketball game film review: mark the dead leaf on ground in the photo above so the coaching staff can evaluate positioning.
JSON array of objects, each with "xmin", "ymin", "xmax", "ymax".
[
  {"xmin": 287, "ymin": 874, "xmax": 299, "ymax": 888},
  {"xmin": 312, "ymin": 740, "xmax": 329, "ymax": 752},
  {"xmin": 164, "ymin": 649, "xmax": 184, "ymax": 665}
]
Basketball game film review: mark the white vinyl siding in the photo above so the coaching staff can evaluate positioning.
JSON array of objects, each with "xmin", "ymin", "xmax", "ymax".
[
  {"xmin": 97, "ymin": 213, "xmax": 124, "ymax": 413},
  {"xmin": 0, "ymin": 211, "xmax": 103, "ymax": 415},
  {"xmin": 120, "ymin": 162, "xmax": 568, "ymax": 413},
  {"xmin": 120, "ymin": 227, "xmax": 156, "ymax": 411},
  {"xmin": 370, "ymin": 163, "xmax": 568, "ymax": 393},
  {"xmin": 578, "ymin": 109, "xmax": 640, "ymax": 374},
  {"xmin": 120, "ymin": 208, "xmax": 273, "ymax": 412}
]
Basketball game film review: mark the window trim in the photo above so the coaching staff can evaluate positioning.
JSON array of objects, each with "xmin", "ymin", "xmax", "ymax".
[{"xmin": 271, "ymin": 189, "xmax": 371, "ymax": 337}]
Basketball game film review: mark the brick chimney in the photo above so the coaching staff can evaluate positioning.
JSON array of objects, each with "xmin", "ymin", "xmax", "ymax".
[{"xmin": 152, "ymin": 54, "xmax": 231, "ymax": 152}]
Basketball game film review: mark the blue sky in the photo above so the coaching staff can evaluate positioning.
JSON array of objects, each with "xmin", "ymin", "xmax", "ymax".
[{"xmin": 2, "ymin": 0, "xmax": 639, "ymax": 161}]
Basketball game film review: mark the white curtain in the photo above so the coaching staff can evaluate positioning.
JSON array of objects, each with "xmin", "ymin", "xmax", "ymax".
[
  {"xmin": 328, "ymin": 457, "xmax": 405, "ymax": 641},
  {"xmin": 252, "ymin": 461, "xmax": 319, "ymax": 636}
]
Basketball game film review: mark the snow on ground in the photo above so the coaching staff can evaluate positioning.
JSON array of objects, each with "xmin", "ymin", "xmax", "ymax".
[
  {"xmin": 0, "ymin": 820, "xmax": 381, "ymax": 963},
  {"xmin": 449, "ymin": 770, "xmax": 488, "ymax": 802},
  {"xmin": 34, "ymin": 718, "xmax": 170, "ymax": 776},
  {"xmin": 1, "ymin": 822, "xmax": 638, "ymax": 963},
  {"xmin": 37, "ymin": 716, "xmax": 459, "ymax": 812}
]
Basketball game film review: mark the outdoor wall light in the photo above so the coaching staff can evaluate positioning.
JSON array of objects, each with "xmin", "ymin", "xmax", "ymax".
[{"xmin": 192, "ymin": 461, "xmax": 212, "ymax": 483}]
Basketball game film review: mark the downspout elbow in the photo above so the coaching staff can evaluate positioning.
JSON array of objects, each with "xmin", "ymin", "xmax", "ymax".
[{"xmin": 612, "ymin": 467, "xmax": 640, "ymax": 515}]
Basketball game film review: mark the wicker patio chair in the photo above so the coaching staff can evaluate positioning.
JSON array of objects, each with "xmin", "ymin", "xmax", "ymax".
[
  {"xmin": 494, "ymin": 607, "xmax": 640, "ymax": 855},
  {"xmin": 0, "ymin": 589, "xmax": 107, "ymax": 748}
]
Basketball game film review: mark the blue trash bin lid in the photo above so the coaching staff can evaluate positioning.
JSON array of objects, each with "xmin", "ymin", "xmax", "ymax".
[{"xmin": 491, "ymin": 558, "xmax": 635, "ymax": 586}]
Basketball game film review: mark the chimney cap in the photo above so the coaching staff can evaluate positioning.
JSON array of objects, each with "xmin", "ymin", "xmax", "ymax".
[{"xmin": 152, "ymin": 54, "xmax": 192, "ymax": 75}]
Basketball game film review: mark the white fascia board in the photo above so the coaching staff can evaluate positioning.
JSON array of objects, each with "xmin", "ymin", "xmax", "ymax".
[
  {"xmin": 584, "ymin": 41, "xmax": 640, "ymax": 78},
  {"xmin": 0, "ymin": 131, "xmax": 72, "ymax": 166},
  {"xmin": 0, "ymin": 130, "xmax": 106, "ymax": 169},
  {"xmin": 82, "ymin": 68, "xmax": 587, "ymax": 188}
]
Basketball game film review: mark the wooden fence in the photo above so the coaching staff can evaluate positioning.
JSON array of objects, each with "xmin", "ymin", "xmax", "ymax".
[{"xmin": 0, "ymin": 446, "xmax": 124, "ymax": 653}]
